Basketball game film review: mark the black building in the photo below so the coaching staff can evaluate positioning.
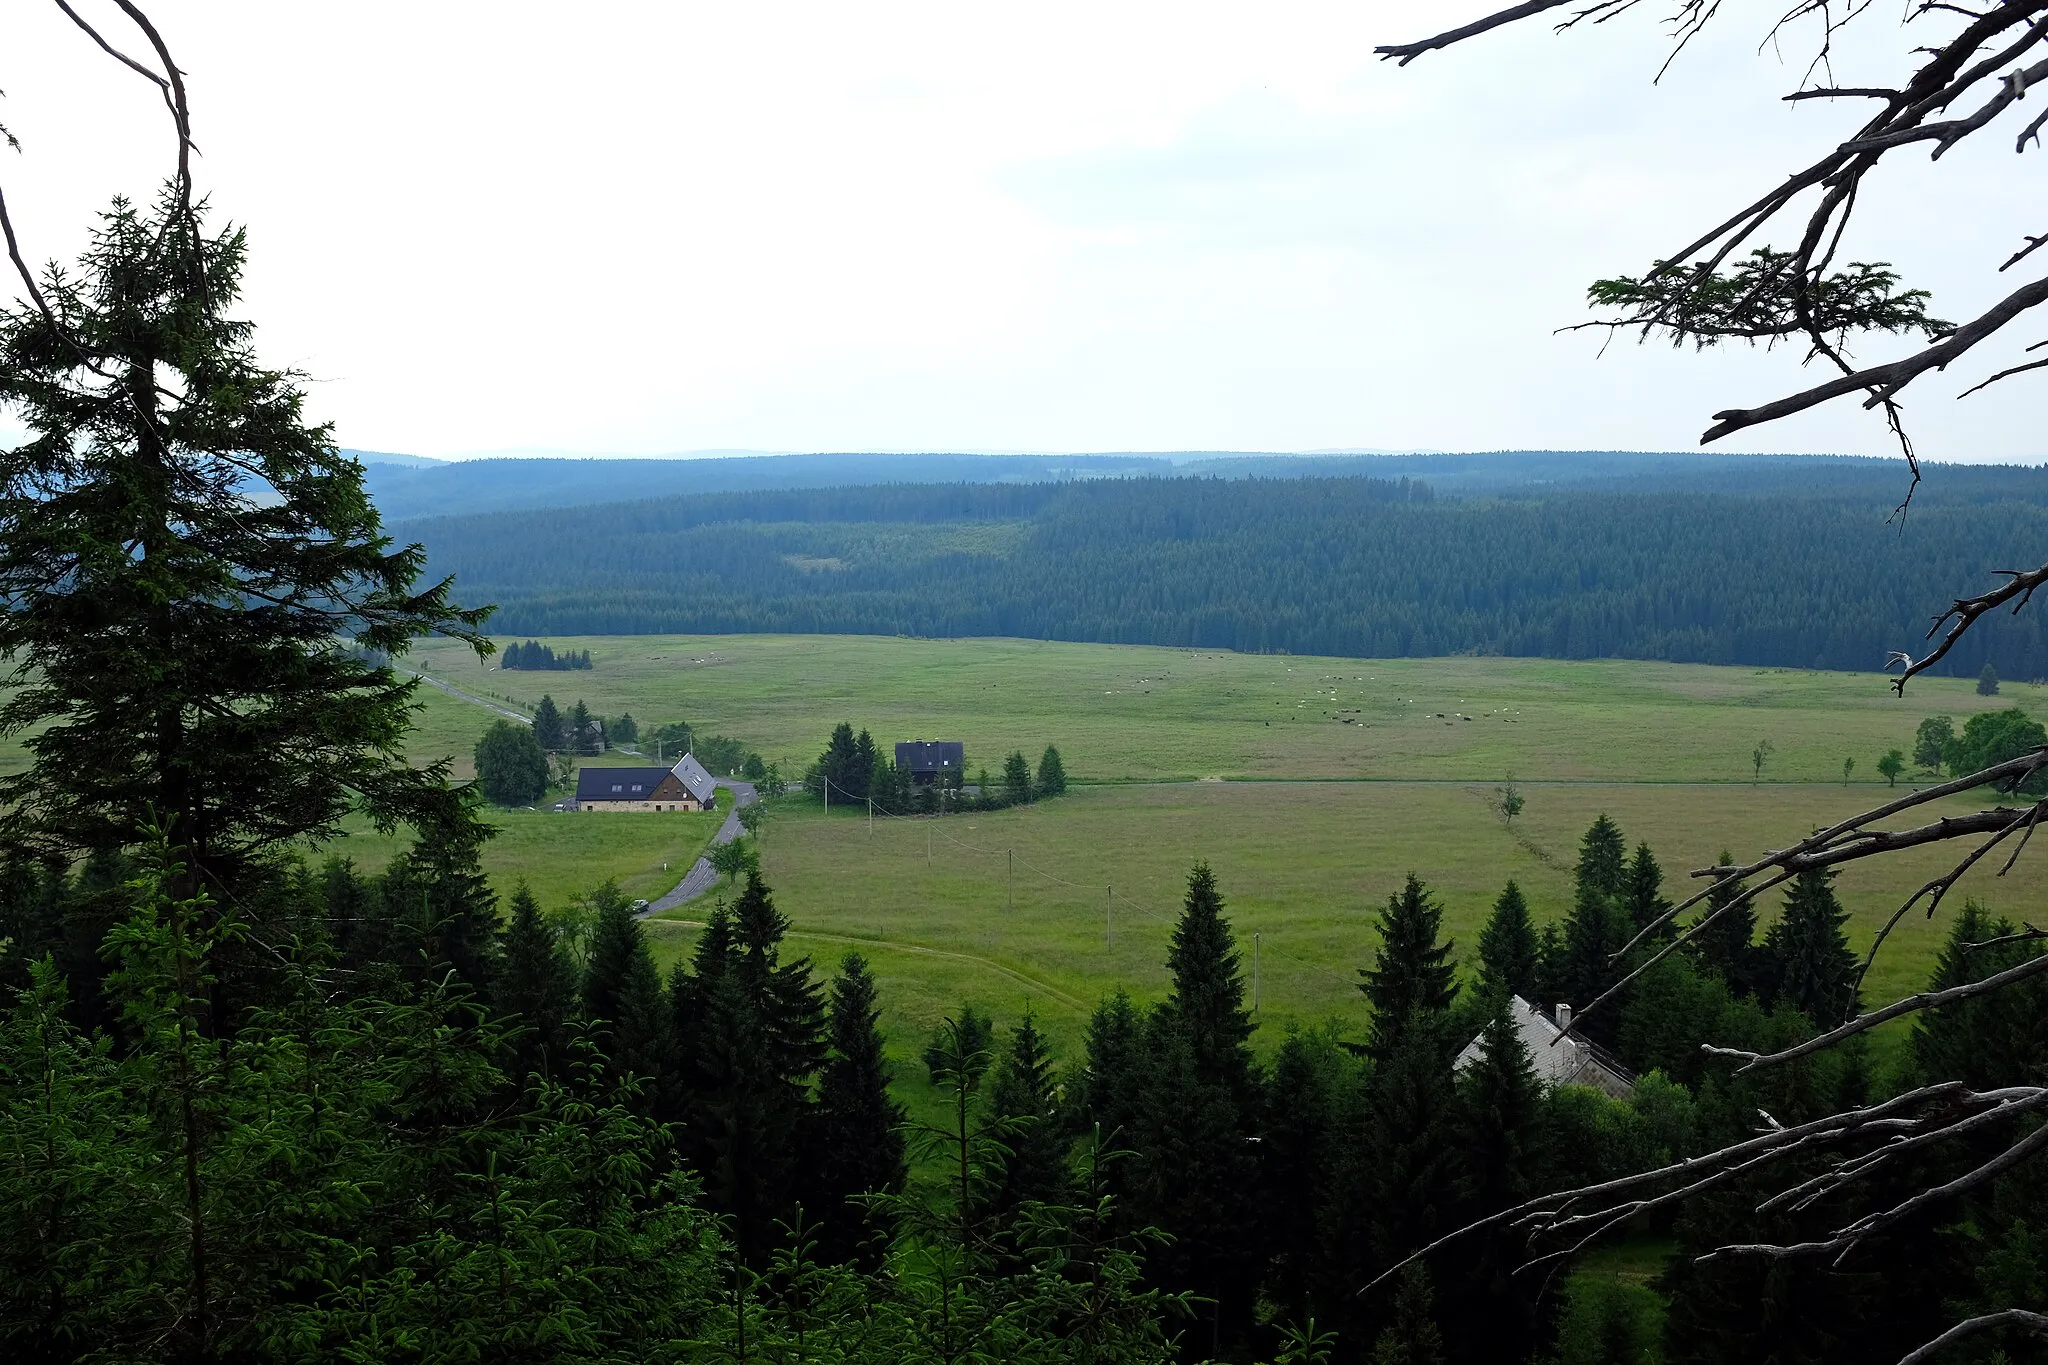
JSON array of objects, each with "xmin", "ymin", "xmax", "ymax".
[{"xmin": 895, "ymin": 739, "xmax": 964, "ymax": 788}]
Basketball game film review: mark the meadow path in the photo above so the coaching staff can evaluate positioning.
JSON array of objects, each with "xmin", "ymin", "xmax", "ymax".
[{"xmin": 641, "ymin": 778, "xmax": 758, "ymax": 915}]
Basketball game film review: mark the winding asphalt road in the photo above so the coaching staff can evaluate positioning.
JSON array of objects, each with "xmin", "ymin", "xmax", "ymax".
[{"xmin": 640, "ymin": 778, "xmax": 758, "ymax": 916}]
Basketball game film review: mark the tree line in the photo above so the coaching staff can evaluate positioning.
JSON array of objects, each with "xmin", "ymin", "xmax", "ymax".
[
  {"xmin": 500, "ymin": 639, "xmax": 593, "ymax": 670},
  {"xmin": 6, "ymin": 807, "xmax": 2042, "ymax": 1362},
  {"xmin": 809, "ymin": 721, "xmax": 1068, "ymax": 814},
  {"xmin": 409, "ymin": 476, "xmax": 2048, "ymax": 677}
]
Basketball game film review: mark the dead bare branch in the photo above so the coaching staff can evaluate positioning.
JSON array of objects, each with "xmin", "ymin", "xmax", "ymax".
[
  {"xmin": 1704, "ymin": 948, "xmax": 2048, "ymax": 1071},
  {"xmin": 1372, "ymin": 0, "xmax": 1578, "ymax": 65},
  {"xmin": 1898, "ymin": 1309, "xmax": 2048, "ymax": 1364}
]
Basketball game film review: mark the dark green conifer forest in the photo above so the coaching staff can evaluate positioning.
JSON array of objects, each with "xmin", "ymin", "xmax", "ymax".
[{"xmin": 400, "ymin": 475, "xmax": 2048, "ymax": 677}]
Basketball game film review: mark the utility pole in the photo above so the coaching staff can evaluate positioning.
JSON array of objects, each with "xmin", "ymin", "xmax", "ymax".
[
  {"xmin": 823, "ymin": 776, "xmax": 828, "ymax": 812},
  {"xmin": 1253, "ymin": 932, "xmax": 1261, "ymax": 1013},
  {"xmin": 868, "ymin": 796, "xmax": 873, "ymax": 837},
  {"xmin": 1105, "ymin": 885, "xmax": 1113, "ymax": 948},
  {"xmin": 1008, "ymin": 849, "xmax": 1014, "ymax": 912},
  {"xmin": 927, "ymin": 823, "xmax": 932, "ymax": 867}
]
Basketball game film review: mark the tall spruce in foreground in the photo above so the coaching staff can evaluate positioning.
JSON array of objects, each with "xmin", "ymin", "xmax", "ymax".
[
  {"xmin": 494, "ymin": 882, "xmax": 578, "ymax": 1084},
  {"xmin": 1621, "ymin": 842, "xmax": 1673, "ymax": 941},
  {"xmin": 1132, "ymin": 864, "xmax": 1265, "ymax": 1359},
  {"xmin": 1554, "ymin": 816, "xmax": 1634, "ymax": 1022},
  {"xmin": 579, "ymin": 879, "xmax": 670, "ymax": 1097},
  {"xmin": 1160, "ymin": 862, "xmax": 1258, "ymax": 1098},
  {"xmin": 1690, "ymin": 850, "xmax": 1761, "ymax": 996},
  {"xmin": 689, "ymin": 871, "xmax": 828, "ymax": 1262},
  {"xmin": 1361, "ymin": 873, "xmax": 1459, "ymax": 1062},
  {"xmin": 811, "ymin": 952, "xmax": 907, "ymax": 1265},
  {"xmin": 1761, "ymin": 868, "xmax": 1861, "ymax": 1024},
  {"xmin": 0, "ymin": 191, "xmax": 489, "ymax": 899},
  {"xmin": 985, "ymin": 1011, "xmax": 1072, "ymax": 1224},
  {"xmin": 1476, "ymin": 880, "xmax": 1540, "ymax": 1001}
]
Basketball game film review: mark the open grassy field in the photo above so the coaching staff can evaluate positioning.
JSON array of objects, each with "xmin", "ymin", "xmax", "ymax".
[
  {"xmin": 641, "ymin": 778, "xmax": 2038, "ymax": 1082},
  {"xmin": 11, "ymin": 633, "xmax": 2030, "ymax": 1083},
  {"xmin": 326, "ymin": 804, "xmax": 723, "ymax": 911},
  {"xmin": 396, "ymin": 631, "xmax": 2040, "ymax": 785}
]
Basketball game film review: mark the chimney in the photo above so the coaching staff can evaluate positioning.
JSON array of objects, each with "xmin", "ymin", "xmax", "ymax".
[{"xmin": 1555, "ymin": 1003, "xmax": 1573, "ymax": 1033}]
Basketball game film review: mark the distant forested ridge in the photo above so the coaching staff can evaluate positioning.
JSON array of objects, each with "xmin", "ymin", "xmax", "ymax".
[
  {"xmin": 355, "ymin": 446, "xmax": 2048, "ymax": 521},
  {"xmin": 401, "ymin": 470, "xmax": 2048, "ymax": 676}
]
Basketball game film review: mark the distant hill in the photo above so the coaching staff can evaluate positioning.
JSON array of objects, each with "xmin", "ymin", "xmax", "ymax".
[
  {"xmin": 393, "ymin": 467, "xmax": 2048, "ymax": 677},
  {"xmin": 355, "ymin": 447, "xmax": 2048, "ymax": 522},
  {"xmin": 340, "ymin": 448, "xmax": 446, "ymax": 469},
  {"xmin": 358, "ymin": 452, "xmax": 1175, "ymax": 522}
]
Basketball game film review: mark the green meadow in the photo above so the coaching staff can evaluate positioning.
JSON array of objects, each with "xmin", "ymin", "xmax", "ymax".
[
  {"xmin": 314, "ymin": 631, "xmax": 2044, "ymax": 1094},
  {"xmin": 643, "ymin": 778, "xmax": 2036, "ymax": 1080},
  {"xmin": 15, "ymin": 632, "xmax": 2032, "ymax": 1075},
  {"xmin": 396, "ymin": 632, "xmax": 2039, "ymax": 785}
]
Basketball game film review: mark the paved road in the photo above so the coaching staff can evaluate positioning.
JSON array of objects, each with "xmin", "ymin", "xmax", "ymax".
[{"xmin": 641, "ymin": 778, "xmax": 758, "ymax": 915}]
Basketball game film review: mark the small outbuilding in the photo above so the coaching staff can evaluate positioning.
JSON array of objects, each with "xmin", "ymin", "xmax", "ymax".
[
  {"xmin": 576, "ymin": 753, "xmax": 719, "ymax": 813},
  {"xmin": 895, "ymin": 739, "xmax": 965, "ymax": 788},
  {"xmin": 1454, "ymin": 996, "xmax": 1634, "ymax": 1099}
]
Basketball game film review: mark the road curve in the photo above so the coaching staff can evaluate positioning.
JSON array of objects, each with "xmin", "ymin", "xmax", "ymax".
[{"xmin": 640, "ymin": 778, "xmax": 758, "ymax": 915}]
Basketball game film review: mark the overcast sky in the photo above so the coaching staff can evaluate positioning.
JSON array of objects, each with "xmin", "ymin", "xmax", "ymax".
[{"xmin": 1, "ymin": 1, "xmax": 2039, "ymax": 460}]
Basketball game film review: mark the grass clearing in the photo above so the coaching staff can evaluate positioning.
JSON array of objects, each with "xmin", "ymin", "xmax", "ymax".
[
  {"xmin": 327, "ymin": 805, "xmax": 722, "ymax": 910},
  {"xmin": 397, "ymin": 632, "xmax": 2035, "ymax": 785},
  {"xmin": 642, "ymin": 777, "xmax": 2033, "ymax": 1088},
  {"xmin": 18, "ymin": 632, "xmax": 2023, "ymax": 1083}
]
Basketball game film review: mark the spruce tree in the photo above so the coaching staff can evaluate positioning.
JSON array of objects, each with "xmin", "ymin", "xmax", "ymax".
[
  {"xmin": 579, "ymin": 880, "xmax": 669, "ymax": 1099},
  {"xmin": 532, "ymin": 695, "xmax": 565, "ymax": 752},
  {"xmin": 851, "ymin": 729, "xmax": 877, "ymax": 799},
  {"xmin": 1476, "ymin": 880, "xmax": 1540, "ymax": 1001},
  {"xmin": 1556, "ymin": 817, "xmax": 1634, "ymax": 1019},
  {"xmin": 0, "ymin": 191, "xmax": 488, "ymax": 901},
  {"xmin": 1161, "ymin": 862, "xmax": 1258, "ymax": 1099},
  {"xmin": 1370, "ymin": 1265, "xmax": 1447, "ymax": 1365},
  {"xmin": 688, "ymin": 871, "xmax": 827, "ymax": 1261},
  {"xmin": 1036, "ymin": 744, "xmax": 1067, "ymax": 797},
  {"xmin": 810, "ymin": 952, "xmax": 907, "ymax": 1265},
  {"xmin": 1446, "ymin": 1005, "xmax": 1547, "ymax": 1365},
  {"xmin": 1622, "ymin": 842, "xmax": 1673, "ymax": 941},
  {"xmin": 1131, "ymin": 1009, "xmax": 1264, "ymax": 1360},
  {"xmin": 985, "ymin": 1011, "xmax": 1071, "ymax": 1220},
  {"xmin": 394, "ymin": 794, "xmax": 501, "ymax": 996},
  {"xmin": 1002, "ymin": 750, "xmax": 1033, "ymax": 805},
  {"xmin": 818, "ymin": 722, "xmax": 858, "ymax": 801},
  {"xmin": 1262, "ymin": 1028, "xmax": 1363, "ymax": 1330},
  {"xmin": 1359, "ymin": 1015, "xmax": 1461, "ymax": 1310},
  {"xmin": 1075, "ymin": 988, "xmax": 1145, "ymax": 1155},
  {"xmin": 1691, "ymin": 851, "xmax": 1761, "ymax": 997},
  {"xmin": 569, "ymin": 699, "xmax": 598, "ymax": 757},
  {"xmin": 1576, "ymin": 814, "xmax": 1628, "ymax": 901},
  {"xmin": 1762, "ymin": 869, "xmax": 1861, "ymax": 1024},
  {"xmin": 493, "ymin": 883, "xmax": 577, "ymax": 1085},
  {"xmin": 1360, "ymin": 873, "xmax": 1459, "ymax": 1062},
  {"xmin": 1457, "ymin": 1005, "xmax": 1543, "ymax": 1212}
]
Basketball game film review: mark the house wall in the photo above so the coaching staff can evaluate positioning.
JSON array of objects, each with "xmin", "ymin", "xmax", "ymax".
[{"xmin": 581, "ymin": 798, "xmax": 706, "ymax": 813}]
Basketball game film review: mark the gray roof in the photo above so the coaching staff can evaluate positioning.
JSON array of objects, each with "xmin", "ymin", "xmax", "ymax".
[
  {"xmin": 575, "ymin": 767, "xmax": 672, "ymax": 801},
  {"xmin": 896, "ymin": 740, "xmax": 964, "ymax": 774},
  {"xmin": 671, "ymin": 753, "xmax": 718, "ymax": 803},
  {"xmin": 1454, "ymin": 995, "xmax": 1634, "ymax": 1098}
]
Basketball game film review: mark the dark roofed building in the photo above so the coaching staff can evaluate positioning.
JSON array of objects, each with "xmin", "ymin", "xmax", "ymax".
[
  {"xmin": 896, "ymin": 739, "xmax": 964, "ymax": 788},
  {"xmin": 575, "ymin": 756, "xmax": 716, "ymax": 813}
]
